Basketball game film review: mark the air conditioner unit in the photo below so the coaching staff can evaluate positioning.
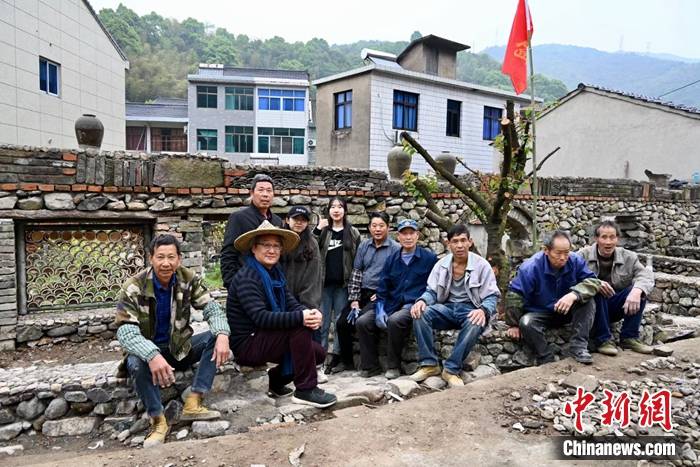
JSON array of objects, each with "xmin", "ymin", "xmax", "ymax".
[{"xmin": 307, "ymin": 139, "xmax": 316, "ymax": 148}]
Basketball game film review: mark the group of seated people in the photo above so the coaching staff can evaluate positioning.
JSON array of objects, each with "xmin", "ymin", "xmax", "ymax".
[{"xmin": 114, "ymin": 174, "xmax": 655, "ymax": 446}]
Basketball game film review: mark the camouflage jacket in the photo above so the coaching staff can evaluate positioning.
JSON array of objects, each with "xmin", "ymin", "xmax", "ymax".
[{"xmin": 115, "ymin": 266, "xmax": 229, "ymax": 362}]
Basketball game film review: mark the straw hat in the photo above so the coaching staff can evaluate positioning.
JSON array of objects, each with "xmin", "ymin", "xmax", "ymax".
[{"xmin": 233, "ymin": 220, "xmax": 299, "ymax": 253}]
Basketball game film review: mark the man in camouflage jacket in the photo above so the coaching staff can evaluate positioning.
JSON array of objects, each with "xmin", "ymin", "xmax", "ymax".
[{"xmin": 115, "ymin": 234, "xmax": 230, "ymax": 447}]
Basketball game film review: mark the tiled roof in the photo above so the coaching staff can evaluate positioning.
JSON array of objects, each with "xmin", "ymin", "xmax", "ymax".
[
  {"xmin": 547, "ymin": 83, "xmax": 700, "ymax": 117},
  {"xmin": 126, "ymin": 102, "xmax": 188, "ymax": 120}
]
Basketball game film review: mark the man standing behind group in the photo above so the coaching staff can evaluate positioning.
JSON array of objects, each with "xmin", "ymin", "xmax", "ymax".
[
  {"xmin": 578, "ymin": 221, "xmax": 654, "ymax": 355},
  {"xmin": 363, "ymin": 219, "xmax": 437, "ymax": 379},
  {"xmin": 220, "ymin": 174, "xmax": 282, "ymax": 289},
  {"xmin": 409, "ymin": 225, "xmax": 499, "ymax": 387}
]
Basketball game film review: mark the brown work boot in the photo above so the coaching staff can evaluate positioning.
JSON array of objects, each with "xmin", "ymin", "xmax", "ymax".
[
  {"xmin": 441, "ymin": 369, "xmax": 465, "ymax": 388},
  {"xmin": 180, "ymin": 393, "xmax": 221, "ymax": 421},
  {"xmin": 597, "ymin": 340, "xmax": 619, "ymax": 356},
  {"xmin": 621, "ymin": 338, "xmax": 653, "ymax": 354},
  {"xmin": 409, "ymin": 365, "xmax": 441, "ymax": 382},
  {"xmin": 143, "ymin": 414, "xmax": 169, "ymax": 448}
]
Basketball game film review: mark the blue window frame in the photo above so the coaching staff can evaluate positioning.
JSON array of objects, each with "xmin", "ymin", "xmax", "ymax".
[
  {"xmin": 392, "ymin": 90, "xmax": 418, "ymax": 131},
  {"xmin": 39, "ymin": 58, "xmax": 59, "ymax": 96},
  {"xmin": 258, "ymin": 88, "xmax": 305, "ymax": 111},
  {"xmin": 483, "ymin": 106, "xmax": 503, "ymax": 140},
  {"xmin": 334, "ymin": 90, "xmax": 352, "ymax": 130},
  {"xmin": 446, "ymin": 99, "xmax": 461, "ymax": 137}
]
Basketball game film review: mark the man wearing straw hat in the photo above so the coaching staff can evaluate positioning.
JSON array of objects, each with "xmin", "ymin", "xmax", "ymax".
[{"xmin": 226, "ymin": 220, "xmax": 337, "ymax": 408}]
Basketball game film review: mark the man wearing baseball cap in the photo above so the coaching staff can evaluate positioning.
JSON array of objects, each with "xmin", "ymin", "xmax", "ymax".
[
  {"xmin": 226, "ymin": 220, "xmax": 336, "ymax": 408},
  {"xmin": 356, "ymin": 218, "xmax": 437, "ymax": 379}
]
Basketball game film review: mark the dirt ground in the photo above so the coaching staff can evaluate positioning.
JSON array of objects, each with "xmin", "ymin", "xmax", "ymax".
[
  {"xmin": 0, "ymin": 338, "xmax": 120, "ymax": 369},
  {"xmin": 9, "ymin": 337, "xmax": 698, "ymax": 467}
]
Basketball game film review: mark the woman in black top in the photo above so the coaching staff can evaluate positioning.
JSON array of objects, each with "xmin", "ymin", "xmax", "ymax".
[{"xmin": 314, "ymin": 197, "xmax": 360, "ymax": 369}]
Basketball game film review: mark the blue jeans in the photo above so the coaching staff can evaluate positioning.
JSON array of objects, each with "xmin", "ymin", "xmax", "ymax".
[
  {"xmin": 317, "ymin": 285, "xmax": 348, "ymax": 354},
  {"xmin": 593, "ymin": 286, "xmax": 645, "ymax": 345},
  {"xmin": 127, "ymin": 331, "xmax": 217, "ymax": 417},
  {"xmin": 414, "ymin": 302, "xmax": 484, "ymax": 375}
]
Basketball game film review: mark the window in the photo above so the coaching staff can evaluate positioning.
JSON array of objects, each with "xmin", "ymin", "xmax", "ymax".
[
  {"xmin": 446, "ymin": 100, "xmax": 461, "ymax": 137},
  {"xmin": 196, "ymin": 86, "xmax": 217, "ymax": 108},
  {"xmin": 39, "ymin": 58, "xmax": 60, "ymax": 96},
  {"xmin": 258, "ymin": 89, "xmax": 305, "ymax": 111},
  {"xmin": 483, "ymin": 106, "xmax": 503, "ymax": 140},
  {"xmin": 334, "ymin": 90, "xmax": 352, "ymax": 129},
  {"xmin": 258, "ymin": 127, "xmax": 305, "ymax": 155},
  {"xmin": 225, "ymin": 126, "xmax": 253, "ymax": 153},
  {"xmin": 196, "ymin": 129, "xmax": 217, "ymax": 151},
  {"xmin": 392, "ymin": 90, "xmax": 418, "ymax": 131},
  {"xmin": 225, "ymin": 87, "xmax": 254, "ymax": 110}
]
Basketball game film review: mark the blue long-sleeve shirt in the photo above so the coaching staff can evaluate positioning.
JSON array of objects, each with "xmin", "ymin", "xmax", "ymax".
[
  {"xmin": 377, "ymin": 246, "xmax": 437, "ymax": 314},
  {"xmin": 509, "ymin": 251, "xmax": 596, "ymax": 314}
]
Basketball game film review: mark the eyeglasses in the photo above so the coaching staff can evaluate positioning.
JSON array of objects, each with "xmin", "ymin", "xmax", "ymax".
[{"xmin": 256, "ymin": 242, "xmax": 282, "ymax": 251}]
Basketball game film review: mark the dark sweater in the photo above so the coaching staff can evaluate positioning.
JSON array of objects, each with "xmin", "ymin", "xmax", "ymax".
[
  {"xmin": 282, "ymin": 230, "xmax": 322, "ymax": 309},
  {"xmin": 220, "ymin": 205, "xmax": 282, "ymax": 288},
  {"xmin": 226, "ymin": 264, "xmax": 305, "ymax": 353}
]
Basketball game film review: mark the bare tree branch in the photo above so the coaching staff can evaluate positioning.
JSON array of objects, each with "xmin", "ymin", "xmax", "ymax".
[
  {"xmin": 455, "ymin": 157, "xmax": 480, "ymax": 176},
  {"xmin": 413, "ymin": 178, "xmax": 454, "ymax": 231},
  {"xmin": 525, "ymin": 146, "xmax": 560, "ymax": 179},
  {"xmin": 401, "ymin": 132, "xmax": 493, "ymax": 218}
]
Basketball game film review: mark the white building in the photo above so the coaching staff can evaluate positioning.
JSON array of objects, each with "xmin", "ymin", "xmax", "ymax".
[
  {"xmin": 536, "ymin": 83, "xmax": 700, "ymax": 181},
  {"xmin": 0, "ymin": 0, "xmax": 129, "ymax": 150},
  {"xmin": 187, "ymin": 65, "xmax": 311, "ymax": 166},
  {"xmin": 313, "ymin": 35, "xmax": 536, "ymax": 174}
]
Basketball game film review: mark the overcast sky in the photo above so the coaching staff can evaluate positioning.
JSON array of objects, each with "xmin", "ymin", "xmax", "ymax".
[{"xmin": 90, "ymin": 0, "xmax": 700, "ymax": 59}]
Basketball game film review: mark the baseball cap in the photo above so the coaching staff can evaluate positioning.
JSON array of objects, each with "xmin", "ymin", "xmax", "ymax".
[
  {"xmin": 397, "ymin": 219, "xmax": 418, "ymax": 232},
  {"xmin": 287, "ymin": 206, "xmax": 311, "ymax": 220}
]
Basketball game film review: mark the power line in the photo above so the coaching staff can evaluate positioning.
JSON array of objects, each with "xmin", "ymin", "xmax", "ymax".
[{"xmin": 658, "ymin": 78, "xmax": 700, "ymax": 98}]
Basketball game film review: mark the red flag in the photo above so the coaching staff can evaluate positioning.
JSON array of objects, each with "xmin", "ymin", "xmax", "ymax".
[{"xmin": 502, "ymin": 0, "xmax": 534, "ymax": 94}]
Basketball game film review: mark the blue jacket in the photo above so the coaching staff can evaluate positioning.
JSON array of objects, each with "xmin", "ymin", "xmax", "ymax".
[
  {"xmin": 509, "ymin": 251, "xmax": 596, "ymax": 314},
  {"xmin": 377, "ymin": 246, "xmax": 437, "ymax": 315}
]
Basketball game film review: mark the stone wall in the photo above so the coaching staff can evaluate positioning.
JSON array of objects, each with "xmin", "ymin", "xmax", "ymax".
[
  {"xmin": 638, "ymin": 254, "xmax": 700, "ymax": 277},
  {"xmin": 0, "ymin": 219, "xmax": 16, "ymax": 351},
  {"xmin": 649, "ymin": 273, "xmax": 700, "ymax": 317},
  {"xmin": 666, "ymin": 246, "xmax": 700, "ymax": 260},
  {"xmin": 1, "ymin": 144, "xmax": 700, "ymax": 349}
]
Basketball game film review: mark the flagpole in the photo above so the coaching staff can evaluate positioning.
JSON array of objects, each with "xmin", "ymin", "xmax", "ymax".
[{"xmin": 528, "ymin": 36, "xmax": 538, "ymax": 247}]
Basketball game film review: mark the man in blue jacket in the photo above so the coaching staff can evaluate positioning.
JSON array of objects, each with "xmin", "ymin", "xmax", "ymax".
[
  {"xmin": 505, "ymin": 230, "xmax": 602, "ymax": 365},
  {"xmin": 409, "ymin": 224, "xmax": 500, "ymax": 387},
  {"xmin": 356, "ymin": 219, "xmax": 437, "ymax": 379}
]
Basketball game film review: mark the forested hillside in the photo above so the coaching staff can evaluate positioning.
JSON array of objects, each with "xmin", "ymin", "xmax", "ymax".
[{"xmin": 98, "ymin": 5, "xmax": 568, "ymax": 103}]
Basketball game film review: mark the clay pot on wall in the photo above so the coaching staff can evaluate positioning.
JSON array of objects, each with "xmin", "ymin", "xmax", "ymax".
[
  {"xmin": 387, "ymin": 144, "xmax": 411, "ymax": 180},
  {"xmin": 435, "ymin": 151, "xmax": 457, "ymax": 179},
  {"xmin": 75, "ymin": 114, "xmax": 104, "ymax": 149}
]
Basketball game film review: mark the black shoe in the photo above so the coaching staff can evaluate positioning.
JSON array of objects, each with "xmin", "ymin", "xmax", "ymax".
[
  {"xmin": 330, "ymin": 361, "xmax": 353, "ymax": 374},
  {"xmin": 536, "ymin": 353, "xmax": 556, "ymax": 366},
  {"xmin": 325, "ymin": 354, "xmax": 341, "ymax": 375},
  {"xmin": 291, "ymin": 387, "xmax": 337, "ymax": 408},
  {"xmin": 564, "ymin": 348, "xmax": 593, "ymax": 365},
  {"xmin": 359, "ymin": 367, "xmax": 382, "ymax": 378},
  {"xmin": 268, "ymin": 385, "xmax": 294, "ymax": 398}
]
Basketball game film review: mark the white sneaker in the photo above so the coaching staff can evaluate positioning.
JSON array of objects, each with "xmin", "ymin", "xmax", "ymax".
[{"xmin": 317, "ymin": 368, "xmax": 329, "ymax": 384}]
